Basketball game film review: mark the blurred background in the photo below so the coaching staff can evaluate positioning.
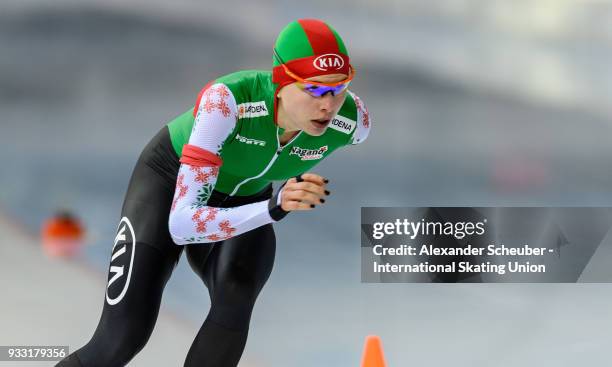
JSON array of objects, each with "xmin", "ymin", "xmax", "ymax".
[{"xmin": 2, "ymin": 0, "xmax": 612, "ymax": 366}]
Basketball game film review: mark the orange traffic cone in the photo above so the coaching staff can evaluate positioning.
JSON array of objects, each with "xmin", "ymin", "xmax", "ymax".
[
  {"xmin": 361, "ymin": 335, "xmax": 387, "ymax": 367},
  {"xmin": 41, "ymin": 210, "xmax": 85, "ymax": 258}
]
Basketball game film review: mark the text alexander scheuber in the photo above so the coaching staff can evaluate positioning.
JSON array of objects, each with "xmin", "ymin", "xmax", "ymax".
[{"xmin": 370, "ymin": 219, "xmax": 553, "ymax": 275}]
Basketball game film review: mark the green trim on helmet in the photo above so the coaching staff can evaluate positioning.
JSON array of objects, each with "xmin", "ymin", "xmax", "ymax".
[
  {"xmin": 272, "ymin": 20, "xmax": 349, "ymax": 67},
  {"xmin": 330, "ymin": 27, "xmax": 348, "ymax": 56},
  {"xmin": 273, "ymin": 21, "xmax": 314, "ymax": 67}
]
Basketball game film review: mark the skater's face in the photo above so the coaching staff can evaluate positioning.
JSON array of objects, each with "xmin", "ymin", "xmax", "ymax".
[{"xmin": 277, "ymin": 73, "xmax": 348, "ymax": 136}]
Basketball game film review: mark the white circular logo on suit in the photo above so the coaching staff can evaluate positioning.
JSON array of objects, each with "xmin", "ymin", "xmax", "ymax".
[{"xmin": 105, "ymin": 217, "xmax": 136, "ymax": 306}]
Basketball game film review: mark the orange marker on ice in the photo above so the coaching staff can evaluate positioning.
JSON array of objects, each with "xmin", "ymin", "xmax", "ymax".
[
  {"xmin": 361, "ymin": 335, "xmax": 387, "ymax": 367},
  {"xmin": 41, "ymin": 210, "xmax": 85, "ymax": 258}
]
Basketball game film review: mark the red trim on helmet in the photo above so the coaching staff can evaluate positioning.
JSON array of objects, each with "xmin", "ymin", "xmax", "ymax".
[
  {"xmin": 297, "ymin": 19, "xmax": 340, "ymax": 55},
  {"xmin": 180, "ymin": 144, "xmax": 223, "ymax": 167},
  {"xmin": 272, "ymin": 54, "xmax": 350, "ymax": 86},
  {"xmin": 288, "ymin": 55, "xmax": 350, "ymax": 78}
]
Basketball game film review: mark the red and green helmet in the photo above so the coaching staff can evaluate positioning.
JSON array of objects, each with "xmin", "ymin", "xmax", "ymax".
[{"xmin": 272, "ymin": 19, "xmax": 351, "ymax": 88}]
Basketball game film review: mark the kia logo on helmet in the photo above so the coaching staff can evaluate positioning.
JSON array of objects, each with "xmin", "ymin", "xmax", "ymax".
[{"xmin": 313, "ymin": 54, "xmax": 345, "ymax": 71}]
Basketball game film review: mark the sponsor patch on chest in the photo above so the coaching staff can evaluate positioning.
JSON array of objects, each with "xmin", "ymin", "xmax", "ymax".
[
  {"xmin": 289, "ymin": 145, "xmax": 328, "ymax": 161},
  {"xmin": 235, "ymin": 133, "xmax": 266, "ymax": 147},
  {"xmin": 328, "ymin": 115, "xmax": 356, "ymax": 134},
  {"xmin": 237, "ymin": 101, "xmax": 269, "ymax": 119}
]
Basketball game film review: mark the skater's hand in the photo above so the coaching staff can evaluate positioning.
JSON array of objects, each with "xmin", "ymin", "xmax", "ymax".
[{"xmin": 279, "ymin": 173, "xmax": 330, "ymax": 211}]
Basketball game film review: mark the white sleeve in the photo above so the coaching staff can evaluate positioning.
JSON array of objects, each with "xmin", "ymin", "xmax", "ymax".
[
  {"xmin": 349, "ymin": 92, "xmax": 371, "ymax": 145},
  {"xmin": 168, "ymin": 83, "xmax": 275, "ymax": 245}
]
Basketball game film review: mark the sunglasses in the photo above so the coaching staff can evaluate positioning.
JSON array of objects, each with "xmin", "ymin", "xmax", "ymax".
[{"xmin": 274, "ymin": 48, "xmax": 356, "ymax": 97}]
